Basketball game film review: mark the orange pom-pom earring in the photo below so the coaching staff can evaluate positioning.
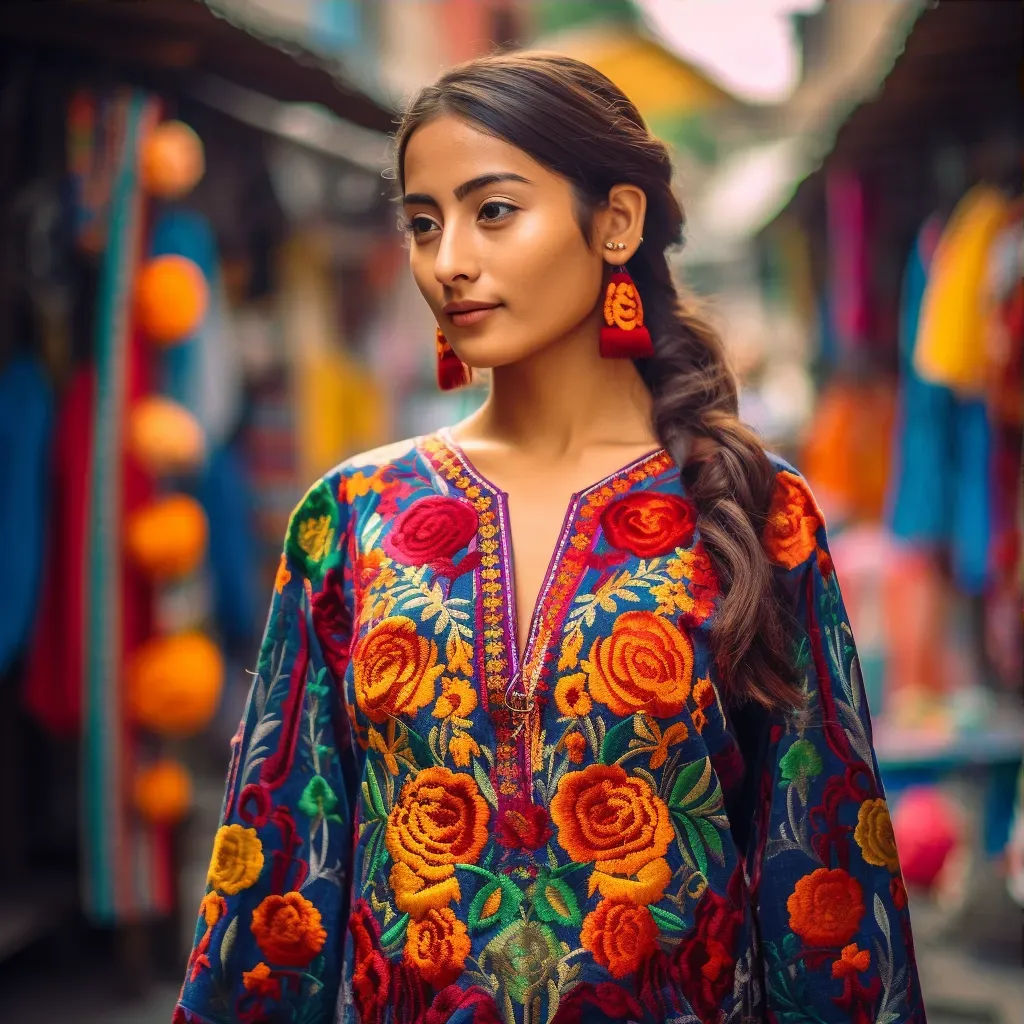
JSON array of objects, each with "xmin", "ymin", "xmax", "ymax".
[{"xmin": 436, "ymin": 326, "xmax": 472, "ymax": 390}]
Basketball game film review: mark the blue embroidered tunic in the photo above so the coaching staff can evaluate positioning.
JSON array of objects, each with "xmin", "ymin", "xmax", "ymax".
[{"xmin": 175, "ymin": 430, "xmax": 925, "ymax": 1024}]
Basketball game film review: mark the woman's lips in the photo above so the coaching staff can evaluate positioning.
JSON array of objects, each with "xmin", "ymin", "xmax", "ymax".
[{"xmin": 448, "ymin": 305, "xmax": 500, "ymax": 328}]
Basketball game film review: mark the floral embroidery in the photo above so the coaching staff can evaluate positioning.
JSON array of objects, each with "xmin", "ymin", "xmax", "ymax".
[
  {"xmin": 207, "ymin": 823, "xmax": 263, "ymax": 894},
  {"xmin": 250, "ymin": 891, "xmax": 327, "ymax": 966},
  {"xmin": 585, "ymin": 610, "xmax": 693, "ymax": 716},
  {"xmin": 855, "ymin": 797, "xmax": 900, "ymax": 872},
  {"xmin": 353, "ymin": 616, "xmax": 444, "ymax": 723},
  {"xmin": 762, "ymin": 469, "xmax": 824, "ymax": 569},
  {"xmin": 386, "ymin": 767, "xmax": 490, "ymax": 883},
  {"xmin": 581, "ymin": 898, "xmax": 658, "ymax": 978},
  {"xmin": 787, "ymin": 868, "xmax": 865, "ymax": 947},
  {"xmin": 551, "ymin": 763, "xmax": 673, "ymax": 875},
  {"xmin": 177, "ymin": 450, "xmax": 924, "ymax": 1024},
  {"xmin": 600, "ymin": 491, "xmax": 696, "ymax": 557},
  {"xmin": 403, "ymin": 907, "xmax": 471, "ymax": 986}
]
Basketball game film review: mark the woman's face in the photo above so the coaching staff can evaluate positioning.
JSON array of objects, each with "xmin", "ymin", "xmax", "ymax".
[{"xmin": 401, "ymin": 115, "xmax": 606, "ymax": 369}]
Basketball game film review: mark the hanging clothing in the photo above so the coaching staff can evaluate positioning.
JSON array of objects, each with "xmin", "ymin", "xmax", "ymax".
[
  {"xmin": 175, "ymin": 435, "xmax": 924, "ymax": 1024},
  {"xmin": 0, "ymin": 356, "xmax": 54, "ymax": 673},
  {"xmin": 914, "ymin": 185, "xmax": 1012, "ymax": 395}
]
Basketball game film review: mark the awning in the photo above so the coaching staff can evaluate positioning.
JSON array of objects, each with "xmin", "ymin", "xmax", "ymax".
[{"xmin": 0, "ymin": 0, "xmax": 394, "ymax": 134}]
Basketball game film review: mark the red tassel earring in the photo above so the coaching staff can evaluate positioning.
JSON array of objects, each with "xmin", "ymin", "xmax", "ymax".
[
  {"xmin": 435, "ymin": 326, "xmax": 472, "ymax": 390},
  {"xmin": 600, "ymin": 245, "xmax": 654, "ymax": 359}
]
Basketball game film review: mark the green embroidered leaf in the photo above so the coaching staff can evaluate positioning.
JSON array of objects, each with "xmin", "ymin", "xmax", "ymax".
[
  {"xmin": 600, "ymin": 715, "xmax": 636, "ymax": 765},
  {"xmin": 403, "ymin": 724, "xmax": 433, "ymax": 768},
  {"xmin": 380, "ymin": 911, "xmax": 410, "ymax": 949},
  {"xmin": 363, "ymin": 761, "xmax": 387, "ymax": 819},
  {"xmin": 695, "ymin": 817, "xmax": 725, "ymax": 865},
  {"xmin": 473, "ymin": 760, "xmax": 499, "ymax": 809},
  {"xmin": 649, "ymin": 904, "xmax": 689, "ymax": 933},
  {"xmin": 669, "ymin": 757, "xmax": 712, "ymax": 808},
  {"xmin": 675, "ymin": 812, "xmax": 708, "ymax": 877},
  {"xmin": 298, "ymin": 775, "xmax": 340, "ymax": 822},
  {"xmin": 219, "ymin": 916, "xmax": 239, "ymax": 974},
  {"xmin": 532, "ymin": 875, "xmax": 581, "ymax": 927},
  {"xmin": 468, "ymin": 876, "xmax": 523, "ymax": 933}
]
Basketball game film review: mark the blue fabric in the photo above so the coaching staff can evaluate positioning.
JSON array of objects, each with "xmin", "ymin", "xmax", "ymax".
[
  {"xmin": 888, "ymin": 228, "xmax": 991, "ymax": 593},
  {"xmin": 195, "ymin": 443, "xmax": 260, "ymax": 649},
  {"xmin": 0, "ymin": 356, "xmax": 54, "ymax": 672}
]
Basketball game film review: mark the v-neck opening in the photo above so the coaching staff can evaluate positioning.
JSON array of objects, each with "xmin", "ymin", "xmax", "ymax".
[{"xmin": 434, "ymin": 427, "xmax": 670, "ymax": 674}]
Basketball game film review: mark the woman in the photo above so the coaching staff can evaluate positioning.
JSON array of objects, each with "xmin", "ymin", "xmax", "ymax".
[{"xmin": 175, "ymin": 53, "xmax": 924, "ymax": 1024}]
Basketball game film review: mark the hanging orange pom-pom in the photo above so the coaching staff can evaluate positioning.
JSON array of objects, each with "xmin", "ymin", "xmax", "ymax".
[
  {"xmin": 128, "ymin": 396, "xmax": 206, "ymax": 476},
  {"xmin": 136, "ymin": 255, "xmax": 208, "ymax": 344},
  {"xmin": 129, "ymin": 632, "xmax": 224, "ymax": 738},
  {"xmin": 134, "ymin": 759, "xmax": 193, "ymax": 825},
  {"xmin": 141, "ymin": 120, "xmax": 205, "ymax": 199},
  {"xmin": 126, "ymin": 494, "xmax": 208, "ymax": 580}
]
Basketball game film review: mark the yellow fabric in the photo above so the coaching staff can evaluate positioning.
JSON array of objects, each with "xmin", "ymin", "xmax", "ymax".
[{"xmin": 914, "ymin": 185, "xmax": 1011, "ymax": 394}]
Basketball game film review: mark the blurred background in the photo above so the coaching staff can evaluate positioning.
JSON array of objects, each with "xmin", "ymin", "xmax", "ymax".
[{"xmin": 0, "ymin": 1, "xmax": 1020, "ymax": 1021}]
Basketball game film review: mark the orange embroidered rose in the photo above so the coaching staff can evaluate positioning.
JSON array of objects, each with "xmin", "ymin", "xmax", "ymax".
[
  {"xmin": 554, "ymin": 673, "xmax": 593, "ymax": 716},
  {"xmin": 551, "ymin": 763, "xmax": 673, "ymax": 875},
  {"xmin": 390, "ymin": 861, "xmax": 462, "ymax": 918},
  {"xmin": 207, "ymin": 823, "xmax": 264, "ymax": 895},
  {"xmin": 832, "ymin": 943, "xmax": 871, "ymax": 979},
  {"xmin": 386, "ymin": 766, "xmax": 490, "ymax": 883},
  {"xmin": 250, "ymin": 891, "xmax": 327, "ymax": 966},
  {"xmin": 763, "ymin": 471, "xmax": 824, "ymax": 569},
  {"xmin": 855, "ymin": 798, "xmax": 900, "ymax": 872},
  {"xmin": 581, "ymin": 898, "xmax": 658, "ymax": 978},
  {"xmin": 353, "ymin": 616, "xmax": 444, "ymax": 723},
  {"xmin": 787, "ymin": 868, "xmax": 864, "ymax": 948},
  {"xmin": 432, "ymin": 677, "xmax": 478, "ymax": 719},
  {"xmin": 585, "ymin": 610, "xmax": 693, "ymax": 717},
  {"xmin": 590, "ymin": 857, "xmax": 672, "ymax": 905},
  {"xmin": 403, "ymin": 907, "xmax": 471, "ymax": 987}
]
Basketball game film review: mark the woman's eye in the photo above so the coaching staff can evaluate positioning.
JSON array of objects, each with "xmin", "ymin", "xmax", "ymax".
[
  {"xmin": 406, "ymin": 215, "xmax": 439, "ymax": 236},
  {"xmin": 479, "ymin": 200, "xmax": 517, "ymax": 224}
]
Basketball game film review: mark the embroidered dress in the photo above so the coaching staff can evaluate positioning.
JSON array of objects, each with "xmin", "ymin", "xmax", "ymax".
[{"xmin": 175, "ymin": 431, "xmax": 925, "ymax": 1024}]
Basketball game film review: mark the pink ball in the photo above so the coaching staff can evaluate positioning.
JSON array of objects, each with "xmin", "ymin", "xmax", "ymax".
[{"xmin": 890, "ymin": 786, "xmax": 962, "ymax": 890}]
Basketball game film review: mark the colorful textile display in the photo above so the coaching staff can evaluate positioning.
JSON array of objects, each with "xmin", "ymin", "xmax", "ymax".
[
  {"xmin": 175, "ymin": 438, "xmax": 923, "ymax": 1024},
  {"xmin": 25, "ymin": 89, "xmax": 174, "ymax": 922}
]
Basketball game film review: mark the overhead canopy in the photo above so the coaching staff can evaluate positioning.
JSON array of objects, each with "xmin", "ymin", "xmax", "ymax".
[
  {"xmin": 532, "ymin": 23, "xmax": 735, "ymax": 125},
  {"xmin": 0, "ymin": 0, "xmax": 393, "ymax": 134}
]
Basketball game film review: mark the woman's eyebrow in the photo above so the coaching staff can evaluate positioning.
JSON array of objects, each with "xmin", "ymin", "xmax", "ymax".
[{"xmin": 402, "ymin": 172, "xmax": 533, "ymax": 207}]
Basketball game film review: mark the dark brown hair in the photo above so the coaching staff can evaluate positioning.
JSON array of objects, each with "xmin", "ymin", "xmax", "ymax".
[{"xmin": 395, "ymin": 51, "xmax": 799, "ymax": 710}]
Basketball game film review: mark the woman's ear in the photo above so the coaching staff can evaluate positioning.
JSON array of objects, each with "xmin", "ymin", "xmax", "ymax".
[{"xmin": 595, "ymin": 184, "xmax": 647, "ymax": 259}]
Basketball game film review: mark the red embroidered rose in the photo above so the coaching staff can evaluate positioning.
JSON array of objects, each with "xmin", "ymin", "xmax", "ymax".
[
  {"xmin": 311, "ymin": 568, "xmax": 353, "ymax": 679},
  {"xmin": 601, "ymin": 492, "xmax": 696, "ymax": 558},
  {"xmin": 384, "ymin": 496, "xmax": 478, "ymax": 565},
  {"xmin": 349, "ymin": 899, "xmax": 390, "ymax": 1024},
  {"xmin": 671, "ymin": 867, "xmax": 745, "ymax": 1020},
  {"xmin": 551, "ymin": 982, "xmax": 643, "ymax": 1024},
  {"xmin": 495, "ymin": 797, "xmax": 553, "ymax": 851},
  {"xmin": 427, "ymin": 985, "xmax": 502, "ymax": 1024}
]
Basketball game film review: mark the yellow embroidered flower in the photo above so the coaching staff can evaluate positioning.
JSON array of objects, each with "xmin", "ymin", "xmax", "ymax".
[
  {"xmin": 855, "ymin": 798, "xmax": 900, "ymax": 872},
  {"xmin": 295, "ymin": 515, "xmax": 333, "ymax": 562},
  {"xmin": 432, "ymin": 677, "xmax": 478, "ymax": 720},
  {"xmin": 648, "ymin": 721, "xmax": 689, "ymax": 769},
  {"xmin": 589, "ymin": 858, "xmax": 672, "ymax": 906},
  {"xmin": 650, "ymin": 578, "xmax": 694, "ymax": 618},
  {"xmin": 200, "ymin": 891, "xmax": 226, "ymax": 926},
  {"xmin": 273, "ymin": 554, "xmax": 291, "ymax": 594},
  {"xmin": 390, "ymin": 861, "xmax": 462, "ymax": 918},
  {"xmin": 207, "ymin": 823, "xmax": 264, "ymax": 894},
  {"xmin": 449, "ymin": 730, "xmax": 481, "ymax": 767},
  {"xmin": 554, "ymin": 673, "xmax": 593, "ymax": 717},
  {"xmin": 367, "ymin": 726, "xmax": 399, "ymax": 775}
]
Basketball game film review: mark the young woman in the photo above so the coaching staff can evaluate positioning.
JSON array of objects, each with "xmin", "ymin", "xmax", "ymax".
[{"xmin": 175, "ymin": 53, "xmax": 925, "ymax": 1024}]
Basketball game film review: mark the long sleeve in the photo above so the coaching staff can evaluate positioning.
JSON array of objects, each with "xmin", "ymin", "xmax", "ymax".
[
  {"xmin": 753, "ymin": 465, "xmax": 927, "ymax": 1024},
  {"xmin": 175, "ymin": 474, "xmax": 357, "ymax": 1024}
]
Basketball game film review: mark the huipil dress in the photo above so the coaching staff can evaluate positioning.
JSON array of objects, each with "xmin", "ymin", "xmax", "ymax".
[{"xmin": 175, "ymin": 429, "xmax": 926, "ymax": 1024}]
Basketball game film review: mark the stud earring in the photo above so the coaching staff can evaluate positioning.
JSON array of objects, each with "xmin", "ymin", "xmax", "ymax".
[
  {"xmin": 604, "ymin": 241, "xmax": 628, "ymax": 251},
  {"xmin": 435, "ymin": 326, "xmax": 472, "ymax": 390},
  {"xmin": 600, "ymin": 263, "xmax": 654, "ymax": 359}
]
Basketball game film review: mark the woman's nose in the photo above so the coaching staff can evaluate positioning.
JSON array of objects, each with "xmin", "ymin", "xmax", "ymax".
[{"xmin": 433, "ymin": 227, "xmax": 479, "ymax": 285}]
